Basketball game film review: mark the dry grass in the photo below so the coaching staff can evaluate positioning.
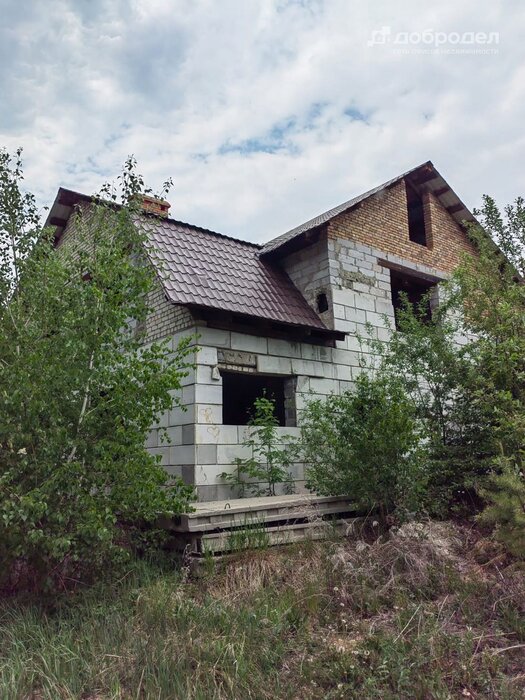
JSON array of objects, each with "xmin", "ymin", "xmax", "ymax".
[{"xmin": 1, "ymin": 520, "xmax": 524, "ymax": 699}]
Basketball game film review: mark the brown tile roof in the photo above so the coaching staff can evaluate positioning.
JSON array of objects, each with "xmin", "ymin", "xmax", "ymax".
[{"xmin": 139, "ymin": 215, "xmax": 333, "ymax": 333}]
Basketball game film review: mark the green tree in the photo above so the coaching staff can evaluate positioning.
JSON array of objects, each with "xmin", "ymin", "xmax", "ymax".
[
  {"xmin": 301, "ymin": 374, "xmax": 426, "ymax": 520},
  {"xmin": 454, "ymin": 196, "xmax": 525, "ymax": 554},
  {"xmin": 0, "ymin": 149, "xmax": 196, "ymax": 592},
  {"xmin": 364, "ymin": 293, "xmax": 494, "ymax": 516},
  {"xmin": 221, "ymin": 395, "xmax": 296, "ymax": 497}
]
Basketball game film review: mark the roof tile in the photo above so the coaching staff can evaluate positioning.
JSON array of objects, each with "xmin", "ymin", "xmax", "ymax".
[{"xmin": 140, "ymin": 217, "xmax": 329, "ymax": 332}]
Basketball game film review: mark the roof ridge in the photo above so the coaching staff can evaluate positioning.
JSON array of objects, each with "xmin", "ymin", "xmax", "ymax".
[
  {"xmin": 260, "ymin": 160, "xmax": 434, "ymax": 255},
  {"xmin": 145, "ymin": 211, "xmax": 262, "ymax": 249}
]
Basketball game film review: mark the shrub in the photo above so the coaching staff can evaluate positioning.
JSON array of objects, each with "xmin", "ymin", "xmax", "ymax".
[
  {"xmin": 478, "ymin": 459, "xmax": 525, "ymax": 558},
  {"xmin": 453, "ymin": 195, "xmax": 525, "ymax": 551},
  {"xmin": 364, "ymin": 293, "xmax": 495, "ymax": 516},
  {"xmin": 221, "ymin": 395, "xmax": 296, "ymax": 497},
  {"xmin": 301, "ymin": 374, "xmax": 426, "ymax": 520}
]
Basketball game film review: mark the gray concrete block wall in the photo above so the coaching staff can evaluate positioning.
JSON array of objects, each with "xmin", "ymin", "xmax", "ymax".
[
  {"xmin": 281, "ymin": 236, "xmax": 334, "ymax": 327},
  {"xmin": 144, "ymin": 232, "xmax": 466, "ymax": 502},
  {"xmin": 189, "ymin": 325, "xmax": 353, "ymax": 501},
  {"xmin": 145, "ymin": 329, "xmax": 199, "ymax": 484}
]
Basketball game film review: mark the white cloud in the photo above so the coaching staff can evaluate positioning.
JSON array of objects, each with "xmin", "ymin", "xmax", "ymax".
[{"xmin": 1, "ymin": 0, "xmax": 524, "ymax": 241}]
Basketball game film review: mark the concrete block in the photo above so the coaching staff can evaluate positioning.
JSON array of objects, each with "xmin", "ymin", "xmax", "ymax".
[
  {"xmin": 300, "ymin": 344, "xmax": 333, "ymax": 362},
  {"xmin": 164, "ymin": 465, "xmax": 184, "ymax": 479},
  {"xmin": 332, "ymin": 348, "xmax": 363, "ymax": 367},
  {"xmin": 376, "ymin": 326, "xmax": 392, "ymax": 342},
  {"xmin": 180, "ymin": 465, "xmax": 195, "ymax": 485},
  {"xmin": 365, "ymin": 311, "xmax": 388, "ymax": 328},
  {"xmin": 375, "ymin": 299, "xmax": 395, "ymax": 316},
  {"xmin": 292, "ymin": 359, "xmax": 334, "ymax": 378},
  {"xmin": 196, "ymin": 346, "xmax": 218, "ymax": 365},
  {"xmin": 257, "ymin": 355, "xmax": 292, "ymax": 374},
  {"xmin": 344, "ymin": 307, "xmax": 366, "ymax": 324},
  {"xmin": 274, "ymin": 426, "xmax": 301, "ymax": 440},
  {"xmin": 295, "ymin": 375, "xmax": 310, "ymax": 392},
  {"xmin": 196, "ymin": 404, "xmax": 222, "ymax": 425},
  {"xmin": 332, "ymin": 303, "xmax": 345, "ymax": 320},
  {"xmin": 354, "ymin": 241, "xmax": 373, "ymax": 256},
  {"xmin": 170, "ymin": 404, "xmax": 195, "ymax": 426},
  {"xmin": 149, "ymin": 446, "xmax": 170, "ymax": 465},
  {"xmin": 196, "ymin": 484, "xmax": 218, "ymax": 502},
  {"xmin": 334, "ymin": 319, "xmax": 357, "ymax": 334},
  {"xmin": 332, "ymin": 288, "xmax": 356, "ymax": 307},
  {"xmin": 217, "ymin": 444, "xmax": 252, "ymax": 464},
  {"xmin": 354, "ymin": 294, "xmax": 376, "ymax": 312},
  {"xmin": 309, "ymin": 377, "xmax": 338, "ymax": 395},
  {"xmin": 152, "ymin": 410, "xmax": 169, "ymax": 430},
  {"xmin": 145, "ymin": 429, "xmax": 158, "ymax": 449},
  {"xmin": 171, "ymin": 333, "xmax": 197, "ymax": 352},
  {"xmin": 196, "ymin": 364, "xmax": 221, "ymax": 384},
  {"xmin": 334, "ymin": 363, "xmax": 352, "ymax": 381},
  {"xmin": 182, "ymin": 424, "xmax": 194, "ymax": 445},
  {"xmin": 182, "ymin": 385, "xmax": 195, "ymax": 404},
  {"xmin": 195, "ymin": 424, "xmax": 238, "ymax": 444},
  {"xmin": 353, "ymin": 281, "xmax": 374, "ymax": 294},
  {"xmin": 231, "ymin": 332, "xmax": 268, "ymax": 354},
  {"xmin": 169, "ymin": 445, "xmax": 196, "ymax": 465},
  {"xmin": 338, "ymin": 380, "xmax": 354, "ymax": 393},
  {"xmin": 164, "ymin": 425, "xmax": 183, "ymax": 445},
  {"xmin": 196, "ymin": 444, "xmax": 218, "ymax": 465},
  {"xmin": 345, "ymin": 334, "xmax": 367, "ymax": 352},
  {"xmin": 196, "ymin": 327, "xmax": 231, "ymax": 347},
  {"xmin": 195, "ymin": 384, "xmax": 223, "ymax": 405},
  {"xmin": 267, "ymin": 338, "xmax": 301, "ymax": 358},
  {"xmin": 195, "ymin": 464, "xmax": 230, "ymax": 486},
  {"xmin": 351, "ymin": 364, "xmax": 368, "ymax": 379}
]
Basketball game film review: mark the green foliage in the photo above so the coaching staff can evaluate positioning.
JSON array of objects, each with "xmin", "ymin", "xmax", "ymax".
[
  {"xmin": 453, "ymin": 196, "xmax": 525, "ymax": 552},
  {"xmin": 221, "ymin": 395, "xmax": 296, "ymax": 497},
  {"xmin": 226, "ymin": 515, "xmax": 270, "ymax": 552},
  {"xmin": 478, "ymin": 460, "xmax": 525, "ymax": 557},
  {"xmin": 364, "ymin": 291, "xmax": 494, "ymax": 516},
  {"xmin": 301, "ymin": 373, "xmax": 426, "ymax": 519},
  {"xmin": 0, "ymin": 149, "xmax": 196, "ymax": 592},
  {"xmin": 0, "ymin": 524, "xmax": 523, "ymax": 699}
]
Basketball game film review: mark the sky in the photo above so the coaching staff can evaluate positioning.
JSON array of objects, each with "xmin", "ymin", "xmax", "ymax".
[{"xmin": 1, "ymin": 0, "xmax": 524, "ymax": 242}]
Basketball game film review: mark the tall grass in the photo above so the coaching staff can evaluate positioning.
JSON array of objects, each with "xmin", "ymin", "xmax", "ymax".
[{"xmin": 1, "ymin": 523, "xmax": 524, "ymax": 699}]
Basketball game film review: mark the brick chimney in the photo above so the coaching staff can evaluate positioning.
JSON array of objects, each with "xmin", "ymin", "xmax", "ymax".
[{"xmin": 136, "ymin": 194, "xmax": 171, "ymax": 218}]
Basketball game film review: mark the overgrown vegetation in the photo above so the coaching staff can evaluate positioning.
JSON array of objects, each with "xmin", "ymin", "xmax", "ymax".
[
  {"xmin": 300, "ymin": 194, "xmax": 525, "ymax": 551},
  {"xmin": 0, "ymin": 149, "xmax": 195, "ymax": 592},
  {"xmin": 301, "ymin": 374, "xmax": 426, "ymax": 520},
  {"xmin": 1, "ymin": 522, "xmax": 523, "ymax": 699},
  {"xmin": 221, "ymin": 395, "xmax": 296, "ymax": 497}
]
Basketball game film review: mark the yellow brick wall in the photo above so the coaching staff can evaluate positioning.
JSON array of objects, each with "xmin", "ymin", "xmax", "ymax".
[{"xmin": 328, "ymin": 180, "xmax": 477, "ymax": 274}]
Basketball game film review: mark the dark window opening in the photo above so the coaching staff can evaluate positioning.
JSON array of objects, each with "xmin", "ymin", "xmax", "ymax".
[
  {"xmin": 406, "ymin": 182, "xmax": 427, "ymax": 246},
  {"xmin": 390, "ymin": 269, "xmax": 436, "ymax": 329},
  {"xmin": 222, "ymin": 371, "xmax": 289, "ymax": 426},
  {"xmin": 316, "ymin": 292, "xmax": 329, "ymax": 313}
]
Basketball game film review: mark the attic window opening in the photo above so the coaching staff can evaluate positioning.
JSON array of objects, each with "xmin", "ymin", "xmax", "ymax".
[
  {"xmin": 390, "ymin": 269, "xmax": 436, "ymax": 330},
  {"xmin": 221, "ymin": 371, "xmax": 294, "ymax": 426},
  {"xmin": 316, "ymin": 292, "xmax": 329, "ymax": 313},
  {"xmin": 406, "ymin": 182, "xmax": 428, "ymax": 246}
]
